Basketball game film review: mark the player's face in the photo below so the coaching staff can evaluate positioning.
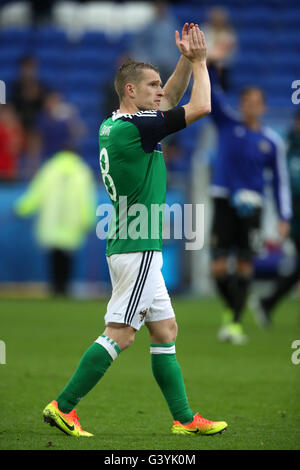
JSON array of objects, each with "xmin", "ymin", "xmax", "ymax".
[
  {"xmin": 240, "ymin": 90, "xmax": 266, "ymax": 122},
  {"xmin": 134, "ymin": 69, "xmax": 164, "ymax": 111}
]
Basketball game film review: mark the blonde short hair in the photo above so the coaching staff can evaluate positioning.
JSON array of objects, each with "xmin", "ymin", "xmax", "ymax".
[{"xmin": 114, "ymin": 59, "xmax": 159, "ymax": 100}]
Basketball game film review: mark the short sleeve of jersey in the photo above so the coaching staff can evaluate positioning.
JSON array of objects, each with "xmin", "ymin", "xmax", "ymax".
[{"xmin": 125, "ymin": 107, "xmax": 186, "ymax": 153}]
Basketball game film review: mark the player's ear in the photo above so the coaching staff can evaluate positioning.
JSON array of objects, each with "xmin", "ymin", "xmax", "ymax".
[{"xmin": 125, "ymin": 83, "xmax": 136, "ymax": 99}]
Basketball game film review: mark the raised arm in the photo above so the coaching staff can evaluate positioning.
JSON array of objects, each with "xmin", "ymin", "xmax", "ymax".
[
  {"xmin": 181, "ymin": 25, "xmax": 211, "ymax": 126},
  {"xmin": 208, "ymin": 63, "xmax": 238, "ymax": 126},
  {"xmin": 160, "ymin": 23, "xmax": 193, "ymax": 111}
]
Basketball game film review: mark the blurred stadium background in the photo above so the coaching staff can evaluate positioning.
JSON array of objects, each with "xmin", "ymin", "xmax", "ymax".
[{"xmin": 0, "ymin": 0, "xmax": 299, "ymax": 299}]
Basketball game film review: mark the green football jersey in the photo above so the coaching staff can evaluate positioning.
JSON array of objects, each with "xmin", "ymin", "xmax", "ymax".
[{"xmin": 98, "ymin": 108, "xmax": 185, "ymax": 256}]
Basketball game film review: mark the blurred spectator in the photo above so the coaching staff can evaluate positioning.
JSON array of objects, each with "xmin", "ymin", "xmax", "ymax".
[
  {"xmin": 18, "ymin": 128, "xmax": 43, "ymax": 181},
  {"xmin": 29, "ymin": 0, "xmax": 53, "ymax": 25},
  {"xmin": 0, "ymin": 104, "xmax": 24, "ymax": 181},
  {"xmin": 10, "ymin": 56, "xmax": 48, "ymax": 131},
  {"xmin": 35, "ymin": 91, "xmax": 85, "ymax": 161},
  {"xmin": 254, "ymin": 110, "xmax": 300, "ymax": 326},
  {"xmin": 202, "ymin": 7, "xmax": 237, "ymax": 90},
  {"xmin": 14, "ymin": 150, "xmax": 97, "ymax": 296},
  {"xmin": 129, "ymin": 0, "xmax": 180, "ymax": 84}
]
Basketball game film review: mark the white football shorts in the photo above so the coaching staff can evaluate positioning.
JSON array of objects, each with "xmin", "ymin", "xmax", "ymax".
[{"xmin": 105, "ymin": 251, "xmax": 175, "ymax": 330}]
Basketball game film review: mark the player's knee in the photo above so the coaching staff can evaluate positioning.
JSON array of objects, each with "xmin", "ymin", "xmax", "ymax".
[
  {"xmin": 121, "ymin": 331, "xmax": 135, "ymax": 350},
  {"xmin": 162, "ymin": 319, "xmax": 178, "ymax": 343},
  {"xmin": 168, "ymin": 320, "xmax": 178, "ymax": 343},
  {"xmin": 211, "ymin": 258, "xmax": 227, "ymax": 278},
  {"xmin": 147, "ymin": 318, "xmax": 178, "ymax": 344},
  {"xmin": 104, "ymin": 324, "xmax": 136, "ymax": 351},
  {"xmin": 237, "ymin": 260, "xmax": 253, "ymax": 277}
]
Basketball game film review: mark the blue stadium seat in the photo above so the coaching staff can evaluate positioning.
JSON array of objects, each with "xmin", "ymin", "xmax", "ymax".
[
  {"xmin": 238, "ymin": 28, "xmax": 272, "ymax": 49},
  {"xmin": 79, "ymin": 31, "xmax": 126, "ymax": 54},
  {"xmin": 63, "ymin": 69, "xmax": 111, "ymax": 90},
  {"xmin": 230, "ymin": 69, "xmax": 269, "ymax": 89},
  {"xmin": 79, "ymin": 31, "xmax": 107, "ymax": 45},
  {"xmin": 0, "ymin": 27, "xmax": 32, "ymax": 45},
  {"xmin": 236, "ymin": 49, "xmax": 267, "ymax": 63},
  {"xmin": 33, "ymin": 47, "xmax": 68, "ymax": 69},
  {"xmin": 233, "ymin": 59, "xmax": 267, "ymax": 76},
  {"xmin": 230, "ymin": 7, "xmax": 274, "ymax": 28},
  {"xmin": 31, "ymin": 27, "xmax": 69, "ymax": 47},
  {"xmin": 265, "ymin": 91, "xmax": 292, "ymax": 108},
  {"xmin": 279, "ymin": 8, "xmax": 300, "ymax": 27},
  {"xmin": 0, "ymin": 64, "xmax": 19, "ymax": 84},
  {"xmin": 269, "ymin": 53, "xmax": 300, "ymax": 74},
  {"xmin": 38, "ymin": 68, "xmax": 65, "ymax": 92},
  {"xmin": 0, "ymin": 45, "xmax": 31, "ymax": 63},
  {"xmin": 171, "ymin": 4, "xmax": 206, "ymax": 24},
  {"xmin": 264, "ymin": 74, "xmax": 295, "ymax": 91},
  {"xmin": 69, "ymin": 47, "xmax": 118, "ymax": 70},
  {"xmin": 64, "ymin": 90, "xmax": 99, "ymax": 112},
  {"xmin": 278, "ymin": 30, "xmax": 300, "ymax": 48},
  {"xmin": 81, "ymin": 114, "xmax": 102, "ymax": 129},
  {"xmin": 79, "ymin": 134, "xmax": 99, "ymax": 150}
]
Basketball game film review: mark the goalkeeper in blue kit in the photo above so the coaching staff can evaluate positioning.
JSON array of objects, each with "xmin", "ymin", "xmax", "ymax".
[{"xmin": 207, "ymin": 48, "xmax": 292, "ymax": 344}]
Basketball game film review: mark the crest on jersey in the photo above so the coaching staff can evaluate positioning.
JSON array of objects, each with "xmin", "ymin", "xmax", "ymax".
[
  {"xmin": 139, "ymin": 309, "xmax": 148, "ymax": 322},
  {"xmin": 258, "ymin": 139, "xmax": 271, "ymax": 153},
  {"xmin": 234, "ymin": 125, "xmax": 246, "ymax": 137}
]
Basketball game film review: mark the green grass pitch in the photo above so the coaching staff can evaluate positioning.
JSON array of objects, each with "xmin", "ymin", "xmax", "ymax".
[{"xmin": 0, "ymin": 296, "xmax": 299, "ymax": 450}]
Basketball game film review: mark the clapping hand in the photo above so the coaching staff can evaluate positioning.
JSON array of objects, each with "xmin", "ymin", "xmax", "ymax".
[{"xmin": 175, "ymin": 23, "xmax": 207, "ymax": 63}]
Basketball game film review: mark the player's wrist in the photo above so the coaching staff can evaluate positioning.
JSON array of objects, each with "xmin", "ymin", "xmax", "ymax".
[{"xmin": 190, "ymin": 59, "xmax": 207, "ymax": 67}]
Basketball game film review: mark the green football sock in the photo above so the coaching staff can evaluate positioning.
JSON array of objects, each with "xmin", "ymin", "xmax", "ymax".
[
  {"xmin": 150, "ymin": 342, "xmax": 194, "ymax": 424},
  {"xmin": 57, "ymin": 335, "xmax": 121, "ymax": 413}
]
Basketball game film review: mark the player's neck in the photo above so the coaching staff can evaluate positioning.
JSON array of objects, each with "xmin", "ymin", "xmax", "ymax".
[
  {"xmin": 119, "ymin": 100, "xmax": 138, "ymax": 115},
  {"xmin": 243, "ymin": 117, "xmax": 261, "ymax": 132}
]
